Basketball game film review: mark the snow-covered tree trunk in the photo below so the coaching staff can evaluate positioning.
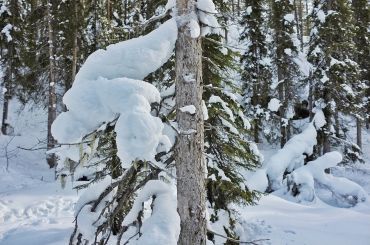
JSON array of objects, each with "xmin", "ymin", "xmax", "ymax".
[
  {"xmin": 175, "ymin": 0, "xmax": 207, "ymax": 244},
  {"xmin": 46, "ymin": 1, "xmax": 57, "ymax": 168}
]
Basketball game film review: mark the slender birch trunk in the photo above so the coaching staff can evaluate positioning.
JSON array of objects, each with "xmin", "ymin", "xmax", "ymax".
[{"xmin": 175, "ymin": 0, "xmax": 206, "ymax": 244}]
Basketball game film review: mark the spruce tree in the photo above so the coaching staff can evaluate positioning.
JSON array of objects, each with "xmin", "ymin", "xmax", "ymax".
[
  {"xmin": 270, "ymin": 0, "xmax": 302, "ymax": 147},
  {"xmin": 0, "ymin": 0, "xmax": 24, "ymax": 135},
  {"xmin": 352, "ymin": 0, "xmax": 370, "ymax": 145},
  {"xmin": 308, "ymin": 0, "xmax": 363, "ymax": 161},
  {"xmin": 240, "ymin": 0, "xmax": 272, "ymax": 144}
]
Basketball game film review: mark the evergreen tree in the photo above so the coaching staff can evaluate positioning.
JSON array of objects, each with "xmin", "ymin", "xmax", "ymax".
[
  {"xmin": 308, "ymin": 0, "xmax": 363, "ymax": 161},
  {"xmin": 352, "ymin": 0, "xmax": 370, "ymax": 145},
  {"xmin": 0, "ymin": 0, "xmax": 25, "ymax": 135},
  {"xmin": 270, "ymin": 0, "xmax": 302, "ymax": 147},
  {"xmin": 240, "ymin": 0, "xmax": 272, "ymax": 144}
]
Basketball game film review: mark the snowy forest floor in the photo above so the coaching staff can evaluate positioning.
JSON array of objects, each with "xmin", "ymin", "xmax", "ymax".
[{"xmin": 0, "ymin": 101, "xmax": 370, "ymax": 245}]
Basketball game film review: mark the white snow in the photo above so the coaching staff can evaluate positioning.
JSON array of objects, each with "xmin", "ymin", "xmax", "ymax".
[
  {"xmin": 1, "ymin": 24, "xmax": 13, "ymax": 42},
  {"xmin": 317, "ymin": 9, "xmax": 326, "ymax": 23},
  {"xmin": 74, "ymin": 19, "xmax": 177, "ymax": 82},
  {"xmin": 246, "ymin": 6, "xmax": 252, "ymax": 16},
  {"xmin": 202, "ymin": 100, "xmax": 209, "ymax": 120},
  {"xmin": 288, "ymin": 152, "xmax": 367, "ymax": 204},
  {"xmin": 0, "ymin": 5, "xmax": 8, "ymax": 15},
  {"xmin": 52, "ymin": 20, "xmax": 177, "ymax": 167},
  {"xmin": 263, "ymin": 123, "xmax": 318, "ymax": 191},
  {"xmin": 188, "ymin": 19, "xmax": 201, "ymax": 38},
  {"xmin": 209, "ymin": 95, "xmax": 235, "ymax": 122},
  {"xmin": 268, "ymin": 98, "xmax": 281, "ymax": 112},
  {"xmin": 284, "ymin": 13, "xmax": 295, "ymax": 23},
  {"xmin": 121, "ymin": 180, "xmax": 180, "ymax": 244},
  {"xmin": 179, "ymin": 105, "xmax": 196, "ymax": 115},
  {"xmin": 196, "ymin": 0, "xmax": 217, "ymax": 13}
]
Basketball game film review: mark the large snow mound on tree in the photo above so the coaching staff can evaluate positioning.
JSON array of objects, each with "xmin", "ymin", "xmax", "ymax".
[
  {"xmin": 75, "ymin": 19, "xmax": 177, "ymax": 82},
  {"xmin": 52, "ymin": 19, "xmax": 178, "ymax": 166}
]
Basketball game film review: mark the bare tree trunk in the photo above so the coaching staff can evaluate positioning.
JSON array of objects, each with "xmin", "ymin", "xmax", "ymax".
[
  {"xmin": 308, "ymin": 76, "xmax": 314, "ymax": 121},
  {"xmin": 356, "ymin": 117, "xmax": 362, "ymax": 149},
  {"xmin": 46, "ymin": 1, "xmax": 57, "ymax": 168},
  {"xmin": 1, "ymin": 75, "xmax": 11, "ymax": 135},
  {"xmin": 175, "ymin": 0, "xmax": 206, "ymax": 244},
  {"xmin": 69, "ymin": 0, "xmax": 79, "ymax": 92},
  {"xmin": 278, "ymin": 75, "xmax": 286, "ymax": 148}
]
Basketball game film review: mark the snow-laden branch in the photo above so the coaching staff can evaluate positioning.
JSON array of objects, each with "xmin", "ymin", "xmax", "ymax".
[{"xmin": 52, "ymin": 20, "xmax": 178, "ymax": 168}]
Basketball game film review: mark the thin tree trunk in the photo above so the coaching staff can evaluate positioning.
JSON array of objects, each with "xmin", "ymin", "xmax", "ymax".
[
  {"xmin": 46, "ymin": 1, "xmax": 57, "ymax": 168},
  {"xmin": 356, "ymin": 117, "xmax": 362, "ymax": 149},
  {"xmin": 69, "ymin": 0, "xmax": 79, "ymax": 92},
  {"xmin": 175, "ymin": 0, "xmax": 206, "ymax": 244},
  {"xmin": 308, "ymin": 76, "xmax": 314, "ymax": 121},
  {"xmin": 1, "ymin": 81, "xmax": 11, "ymax": 135},
  {"xmin": 278, "ymin": 75, "xmax": 286, "ymax": 148}
]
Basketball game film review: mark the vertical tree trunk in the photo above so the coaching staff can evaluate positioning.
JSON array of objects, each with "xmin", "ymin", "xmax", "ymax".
[
  {"xmin": 308, "ymin": 76, "xmax": 314, "ymax": 121},
  {"xmin": 278, "ymin": 73, "xmax": 287, "ymax": 148},
  {"xmin": 46, "ymin": 1, "xmax": 57, "ymax": 168},
  {"xmin": 175, "ymin": 0, "xmax": 206, "ymax": 244},
  {"xmin": 356, "ymin": 117, "xmax": 362, "ymax": 149},
  {"xmin": 1, "ymin": 80, "xmax": 11, "ymax": 135},
  {"xmin": 69, "ymin": 0, "xmax": 79, "ymax": 92}
]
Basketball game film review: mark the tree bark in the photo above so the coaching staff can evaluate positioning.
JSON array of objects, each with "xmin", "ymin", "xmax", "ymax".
[
  {"xmin": 1, "ymin": 80, "xmax": 11, "ymax": 135},
  {"xmin": 70, "ymin": 0, "xmax": 79, "ymax": 91},
  {"xmin": 46, "ymin": 1, "xmax": 57, "ymax": 168},
  {"xmin": 175, "ymin": 0, "xmax": 206, "ymax": 244},
  {"xmin": 356, "ymin": 117, "xmax": 362, "ymax": 149}
]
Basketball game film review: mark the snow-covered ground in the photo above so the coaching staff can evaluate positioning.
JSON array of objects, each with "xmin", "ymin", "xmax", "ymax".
[{"xmin": 0, "ymin": 102, "xmax": 370, "ymax": 244}]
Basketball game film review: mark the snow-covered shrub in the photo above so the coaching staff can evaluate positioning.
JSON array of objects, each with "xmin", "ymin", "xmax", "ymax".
[
  {"xmin": 286, "ymin": 152, "xmax": 367, "ymax": 206},
  {"xmin": 247, "ymin": 109, "xmax": 367, "ymax": 207}
]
